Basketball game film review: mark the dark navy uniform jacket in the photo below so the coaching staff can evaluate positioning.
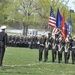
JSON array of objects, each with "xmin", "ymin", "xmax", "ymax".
[{"xmin": 0, "ymin": 31, "xmax": 8, "ymax": 47}]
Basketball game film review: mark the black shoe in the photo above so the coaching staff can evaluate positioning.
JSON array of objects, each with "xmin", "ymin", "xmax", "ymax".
[
  {"xmin": 0, "ymin": 63, "xmax": 2, "ymax": 66},
  {"xmin": 44, "ymin": 60, "xmax": 46, "ymax": 62},
  {"xmin": 39, "ymin": 59, "xmax": 42, "ymax": 61}
]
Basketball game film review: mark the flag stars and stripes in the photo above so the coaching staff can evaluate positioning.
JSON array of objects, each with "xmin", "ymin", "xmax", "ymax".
[
  {"xmin": 48, "ymin": 7, "xmax": 56, "ymax": 28},
  {"xmin": 48, "ymin": 16, "xmax": 56, "ymax": 27},
  {"xmin": 62, "ymin": 27, "xmax": 65, "ymax": 30}
]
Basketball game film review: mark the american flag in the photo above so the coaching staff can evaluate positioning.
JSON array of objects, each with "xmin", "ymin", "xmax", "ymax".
[
  {"xmin": 52, "ymin": 27, "xmax": 58, "ymax": 34},
  {"xmin": 48, "ymin": 7, "xmax": 56, "ymax": 27}
]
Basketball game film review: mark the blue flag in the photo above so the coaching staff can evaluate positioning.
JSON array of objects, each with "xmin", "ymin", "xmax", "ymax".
[
  {"xmin": 67, "ymin": 18, "xmax": 72, "ymax": 33},
  {"xmin": 65, "ymin": 23, "xmax": 69, "ymax": 35},
  {"xmin": 56, "ymin": 9, "xmax": 62, "ymax": 29}
]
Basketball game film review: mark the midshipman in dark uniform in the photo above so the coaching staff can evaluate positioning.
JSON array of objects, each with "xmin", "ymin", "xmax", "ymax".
[
  {"xmin": 71, "ymin": 36, "xmax": 75, "ymax": 64},
  {"xmin": 38, "ymin": 34, "xmax": 46, "ymax": 61},
  {"xmin": 8, "ymin": 35, "xmax": 12, "ymax": 46},
  {"xmin": 72, "ymin": 46, "xmax": 75, "ymax": 64},
  {"xmin": 64, "ymin": 36, "xmax": 69, "ymax": 63},
  {"xmin": 44, "ymin": 32, "xmax": 53, "ymax": 62},
  {"xmin": 48, "ymin": 32, "xmax": 53, "ymax": 50},
  {"xmin": 58, "ymin": 37, "xmax": 65, "ymax": 63},
  {"xmin": 0, "ymin": 26, "xmax": 8, "ymax": 66},
  {"xmin": 44, "ymin": 36, "xmax": 48, "ymax": 62},
  {"xmin": 52, "ymin": 34, "xmax": 59, "ymax": 62}
]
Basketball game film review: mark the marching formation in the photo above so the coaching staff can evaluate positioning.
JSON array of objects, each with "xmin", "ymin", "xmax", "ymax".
[
  {"xmin": 8, "ymin": 34, "xmax": 38, "ymax": 48},
  {"xmin": 7, "ymin": 32, "xmax": 75, "ymax": 64},
  {"xmin": 38, "ymin": 32, "xmax": 75, "ymax": 64}
]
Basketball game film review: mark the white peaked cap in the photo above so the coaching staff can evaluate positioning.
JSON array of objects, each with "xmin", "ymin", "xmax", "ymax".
[
  {"xmin": 0, "ymin": 29, "xmax": 2, "ymax": 32},
  {"xmin": 1, "ymin": 25, "xmax": 6, "ymax": 30}
]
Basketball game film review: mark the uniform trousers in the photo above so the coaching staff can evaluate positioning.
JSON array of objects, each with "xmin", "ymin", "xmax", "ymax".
[
  {"xmin": 44, "ymin": 48, "xmax": 48, "ymax": 62},
  {"xmin": 58, "ymin": 51, "xmax": 62, "ymax": 63},
  {"xmin": 72, "ymin": 48, "xmax": 75, "ymax": 64},
  {"xmin": 0, "ymin": 45, "xmax": 5, "ymax": 66},
  {"xmin": 39, "ymin": 45, "xmax": 45, "ymax": 61},
  {"xmin": 0, "ymin": 41, "xmax": 5, "ymax": 66}
]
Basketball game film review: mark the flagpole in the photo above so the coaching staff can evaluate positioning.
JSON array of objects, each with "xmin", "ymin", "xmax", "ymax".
[
  {"xmin": 70, "ymin": 9, "xmax": 73, "ymax": 36},
  {"xmin": 50, "ymin": 0, "xmax": 55, "ymax": 33},
  {"xmin": 70, "ymin": 9, "xmax": 71, "ymax": 19}
]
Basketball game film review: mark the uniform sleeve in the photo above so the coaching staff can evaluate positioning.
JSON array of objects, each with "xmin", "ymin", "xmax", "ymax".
[{"xmin": 5, "ymin": 33, "xmax": 9, "ymax": 45}]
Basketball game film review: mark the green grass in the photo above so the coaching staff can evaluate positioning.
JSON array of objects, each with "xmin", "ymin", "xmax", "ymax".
[{"xmin": 0, "ymin": 47, "xmax": 75, "ymax": 75}]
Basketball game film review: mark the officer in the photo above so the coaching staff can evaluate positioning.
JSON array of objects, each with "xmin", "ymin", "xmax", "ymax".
[
  {"xmin": 29, "ymin": 35, "xmax": 34, "ymax": 49},
  {"xmin": 58, "ymin": 37, "xmax": 64, "ymax": 63},
  {"xmin": 72, "ymin": 46, "xmax": 75, "ymax": 64},
  {"xmin": 15, "ymin": 35, "xmax": 20, "ymax": 47},
  {"xmin": 38, "ymin": 34, "xmax": 46, "ymax": 61},
  {"xmin": 71, "ymin": 36, "xmax": 75, "ymax": 64},
  {"xmin": 33, "ymin": 35, "xmax": 38, "ymax": 49},
  {"xmin": 36, "ymin": 35, "xmax": 40, "ymax": 49},
  {"xmin": 25, "ymin": 36, "xmax": 29, "ymax": 47},
  {"xmin": 20, "ymin": 35, "xmax": 24, "ymax": 47},
  {"xmin": 60, "ymin": 37, "xmax": 66, "ymax": 52},
  {"xmin": 44, "ymin": 36, "xmax": 48, "ymax": 62},
  {"xmin": 55, "ymin": 34, "xmax": 59, "ymax": 51},
  {"xmin": 73, "ymin": 36, "xmax": 75, "ymax": 45},
  {"xmin": 0, "ymin": 26, "xmax": 8, "ymax": 66},
  {"xmin": 12, "ymin": 35, "xmax": 16, "ymax": 47},
  {"xmin": 8, "ymin": 35, "xmax": 12, "ymax": 46},
  {"xmin": 68, "ymin": 37, "xmax": 73, "ymax": 51},
  {"xmin": 44, "ymin": 32, "xmax": 53, "ymax": 62},
  {"xmin": 52, "ymin": 33, "xmax": 59, "ymax": 62},
  {"xmin": 47, "ymin": 32, "xmax": 53, "ymax": 50},
  {"xmin": 64, "ymin": 36, "xmax": 69, "ymax": 63}
]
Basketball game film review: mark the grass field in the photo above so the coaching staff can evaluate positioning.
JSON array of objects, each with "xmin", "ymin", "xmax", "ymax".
[{"xmin": 0, "ymin": 47, "xmax": 75, "ymax": 75}]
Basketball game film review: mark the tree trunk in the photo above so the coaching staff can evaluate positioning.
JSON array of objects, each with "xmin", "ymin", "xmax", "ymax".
[{"xmin": 22, "ymin": 22, "xmax": 28, "ymax": 36}]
